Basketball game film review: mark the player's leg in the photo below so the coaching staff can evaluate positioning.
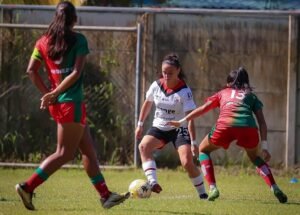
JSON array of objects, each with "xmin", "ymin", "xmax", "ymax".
[
  {"xmin": 78, "ymin": 126, "xmax": 129, "ymax": 208},
  {"xmin": 177, "ymin": 144, "xmax": 207, "ymax": 199},
  {"xmin": 198, "ymin": 135, "xmax": 220, "ymax": 201},
  {"xmin": 16, "ymin": 122, "xmax": 84, "ymax": 210},
  {"xmin": 245, "ymin": 147, "xmax": 288, "ymax": 203},
  {"xmin": 139, "ymin": 130, "xmax": 164, "ymax": 193},
  {"xmin": 237, "ymin": 127, "xmax": 287, "ymax": 203}
]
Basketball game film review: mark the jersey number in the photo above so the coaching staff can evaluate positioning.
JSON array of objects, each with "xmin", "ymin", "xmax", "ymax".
[
  {"xmin": 230, "ymin": 90, "xmax": 245, "ymax": 100},
  {"xmin": 178, "ymin": 127, "xmax": 189, "ymax": 138}
]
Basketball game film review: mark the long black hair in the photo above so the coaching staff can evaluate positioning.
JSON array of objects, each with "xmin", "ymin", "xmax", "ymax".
[
  {"xmin": 160, "ymin": 53, "xmax": 185, "ymax": 80},
  {"xmin": 45, "ymin": 1, "xmax": 77, "ymax": 60},
  {"xmin": 227, "ymin": 67, "xmax": 252, "ymax": 92}
]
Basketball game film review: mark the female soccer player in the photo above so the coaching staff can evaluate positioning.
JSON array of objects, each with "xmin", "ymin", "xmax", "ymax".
[
  {"xmin": 15, "ymin": 1, "xmax": 129, "ymax": 210},
  {"xmin": 168, "ymin": 67, "xmax": 288, "ymax": 203},
  {"xmin": 135, "ymin": 53, "xmax": 208, "ymax": 199}
]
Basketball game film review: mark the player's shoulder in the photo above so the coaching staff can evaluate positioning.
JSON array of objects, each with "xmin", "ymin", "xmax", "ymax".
[
  {"xmin": 176, "ymin": 82, "xmax": 193, "ymax": 99},
  {"xmin": 35, "ymin": 35, "xmax": 47, "ymax": 45},
  {"xmin": 150, "ymin": 80, "xmax": 160, "ymax": 88},
  {"xmin": 211, "ymin": 87, "xmax": 227, "ymax": 97},
  {"xmin": 146, "ymin": 80, "xmax": 160, "ymax": 93},
  {"xmin": 74, "ymin": 32, "xmax": 88, "ymax": 43},
  {"xmin": 34, "ymin": 35, "xmax": 49, "ymax": 51},
  {"xmin": 178, "ymin": 84, "xmax": 191, "ymax": 94},
  {"xmin": 220, "ymin": 87, "xmax": 231, "ymax": 93},
  {"xmin": 74, "ymin": 32, "xmax": 85, "ymax": 38},
  {"xmin": 247, "ymin": 91, "xmax": 259, "ymax": 100}
]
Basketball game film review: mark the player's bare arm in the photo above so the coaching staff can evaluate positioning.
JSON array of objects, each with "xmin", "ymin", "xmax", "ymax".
[
  {"xmin": 254, "ymin": 109, "xmax": 270, "ymax": 162},
  {"xmin": 135, "ymin": 100, "xmax": 153, "ymax": 140},
  {"xmin": 167, "ymin": 100, "xmax": 214, "ymax": 127}
]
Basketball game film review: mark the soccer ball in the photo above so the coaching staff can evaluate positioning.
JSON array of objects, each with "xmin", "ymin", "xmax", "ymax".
[{"xmin": 128, "ymin": 179, "xmax": 152, "ymax": 198}]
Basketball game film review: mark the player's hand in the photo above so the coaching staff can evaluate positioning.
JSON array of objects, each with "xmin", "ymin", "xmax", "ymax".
[
  {"xmin": 262, "ymin": 149, "xmax": 271, "ymax": 162},
  {"xmin": 191, "ymin": 144, "xmax": 198, "ymax": 157},
  {"xmin": 40, "ymin": 91, "xmax": 57, "ymax": 109},
  {"xmin": 135, "ymin": 126, "xmax": 143, "ymax": 140},
  {"xmin": 166, "ymin": 121, "xmax": 181, "ymax": 128}
]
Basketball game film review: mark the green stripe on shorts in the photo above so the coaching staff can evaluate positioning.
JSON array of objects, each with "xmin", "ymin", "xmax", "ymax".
[{"xmin": 208, "ymin": 125, "xmax": 216, "ymax": 139}]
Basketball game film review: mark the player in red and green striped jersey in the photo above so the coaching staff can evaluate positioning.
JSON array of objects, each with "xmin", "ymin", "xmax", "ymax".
[
  {"xmin": 15, "ymin": 1, "xmax": 129, "ymax": 211},
  {"xmin": 168, "ymin": 67, "xmax": 287, "ymax": 203}
]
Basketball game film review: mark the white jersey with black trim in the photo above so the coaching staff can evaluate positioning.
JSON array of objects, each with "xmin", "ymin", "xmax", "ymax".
[{"xmin": 146, "ymin": 80, "xmax": 196, "ymax": 131}]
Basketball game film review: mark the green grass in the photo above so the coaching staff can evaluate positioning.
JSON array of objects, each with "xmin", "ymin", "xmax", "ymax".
[{"xmin": 0, "ymin": 167, "xmax": 299, "ymax": 215}]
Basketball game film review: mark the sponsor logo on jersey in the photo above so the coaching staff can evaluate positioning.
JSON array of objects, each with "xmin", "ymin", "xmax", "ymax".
[
  {"xmin": 154, "ymin": 94, "xmax": 180, "ymax": 104},
  {"xmin": 50, "ymin": 67, "xmax": 73, "ymax": 74},
  {"xmin": 157, "ymin": 106, "xmax": 175, "ymax": 114}
]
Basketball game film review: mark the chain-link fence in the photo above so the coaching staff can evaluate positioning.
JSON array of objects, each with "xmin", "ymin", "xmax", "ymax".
[{"xmin": 0, "ymin": 25, "xmax": 138, "ymax": 165}]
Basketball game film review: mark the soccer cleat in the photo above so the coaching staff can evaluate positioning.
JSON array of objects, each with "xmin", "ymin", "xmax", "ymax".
[
  {"xmin": 150, "ymin": 183, "xmax": 162, "ymax": 193},
  {"xmin": 100, "ymin": 192, "xmax": 130, "ymax": 209},
  {"xmin": 208, "ymin": 187, "xmax": 220, "ymax": 201},
  {"xmin": 15, "ymin": 183, "xmax": 35, "ymax": 210},
  {"xmin": 273, "ymin": 187, "xmax": 288, "ymax": 203},
  {"xmin": 199, "ymin": 193, "xmax": 208, "ymax": 199}
]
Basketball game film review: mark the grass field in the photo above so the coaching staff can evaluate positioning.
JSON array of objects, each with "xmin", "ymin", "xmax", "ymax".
[{"xmin": 0, "ymin": 167, "xmax": 299, "ymax": 215}]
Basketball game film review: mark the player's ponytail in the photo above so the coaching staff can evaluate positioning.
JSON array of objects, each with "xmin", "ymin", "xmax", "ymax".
[
  {"xmin": 227, "ymin": 67, "xmax": 252, "ymax": 92},
  {"xmin": 45, "ymin": 1, "xmax": 77, "ymax": 60}
]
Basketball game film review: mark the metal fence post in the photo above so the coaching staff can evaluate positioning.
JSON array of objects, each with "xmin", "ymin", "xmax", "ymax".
[{"xmin": 134, "ymin": 22, "xmax": 142, "ymax": 168}]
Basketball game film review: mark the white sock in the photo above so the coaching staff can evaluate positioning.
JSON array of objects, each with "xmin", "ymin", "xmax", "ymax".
[
  {"xmin": 142, "ymin": 160, "xmax": 157, "ymax": 185},
  {"xmin": 190, "ymin": 173, "xmax": 206, "ymax": 195}
]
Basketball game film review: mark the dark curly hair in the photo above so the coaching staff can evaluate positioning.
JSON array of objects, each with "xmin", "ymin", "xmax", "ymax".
[{"xmin": 227, "ymin": 67, "xmax": 252, "ymax": 92}]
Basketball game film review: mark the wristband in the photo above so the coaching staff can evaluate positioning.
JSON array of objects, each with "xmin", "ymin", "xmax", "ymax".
[
  {"xmin": 178, "ymin": 117, "xmax": 187, "ymax": 125},
  {"xmin": 261, "ymin": 140, "xmax": 268, "ymax": 150},
  {"xmin": 191, "ymin": 140, "xmax": 197, "ymax": 146},
  {"xmin": 137, "ymin": 121, "xmax": 144, "ymax": 127}
]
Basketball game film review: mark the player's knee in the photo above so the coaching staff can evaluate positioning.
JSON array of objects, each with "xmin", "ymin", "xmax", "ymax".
[
  {"xmin": 139, "ymin": 143, "xmax": 149, "ymax": 155},
  {"xmin": 181, "ymin": 158, "xmax": 193, "ymax": 170},
  {"xmin": 55, "ymin": 150, "xmax": 75, "ymax": 163}
]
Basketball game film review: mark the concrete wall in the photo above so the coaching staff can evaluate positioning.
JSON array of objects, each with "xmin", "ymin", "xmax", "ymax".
[
  {"xmin": 0, "ymin": 5, "xmax": 298, "ymax": 166},
  {"xmin": 143, "ymin": 12, "xmax": 292, "ymax": 166}
]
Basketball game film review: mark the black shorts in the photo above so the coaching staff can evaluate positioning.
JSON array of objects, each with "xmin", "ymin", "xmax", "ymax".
[{"xmin": 146, "ymin": 126, "xmax": 191, "ymax": 149}]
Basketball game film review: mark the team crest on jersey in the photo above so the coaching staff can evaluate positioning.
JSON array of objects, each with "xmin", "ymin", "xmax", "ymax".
[{"xmin": 173, "ymin": 96, "xmax": 180, "ymax": 103}]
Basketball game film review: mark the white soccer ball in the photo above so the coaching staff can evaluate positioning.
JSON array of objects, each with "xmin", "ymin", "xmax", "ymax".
[{"xmin": 128, "ymin": 179, "xmax": 152, "ymax": 198}]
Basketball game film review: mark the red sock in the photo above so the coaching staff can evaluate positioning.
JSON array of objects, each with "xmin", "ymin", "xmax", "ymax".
[
  {"xmin": 94, "ymin": 182, "xmax": 110, "ymax": 199},
  {"xmin": 254, "ymin": 157, "xmax": 276, "ymax": 187},
  {"xmin": 199, "ymin": 153, "xmax": 216, "ymax": 186},
  {"xmin": 25, "ymin": 167, "xmax": 49, "ymax": 192},
  {"xmin": 91, "ymin": 174, "xmax": 110, "ymax": 199}
]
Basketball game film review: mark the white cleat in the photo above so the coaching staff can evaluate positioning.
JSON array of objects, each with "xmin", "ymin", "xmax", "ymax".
[{"xmin": 15, "ymin": 183, "xmax": 35, "ymax": 210}]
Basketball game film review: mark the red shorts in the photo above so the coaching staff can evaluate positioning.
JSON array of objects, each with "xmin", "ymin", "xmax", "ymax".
[
  {"xmin": 208, "ymin": 126, "xmax": 259, "ymax": 149},
  {"xmin": 48, "ymin": 102, "xmax": 86, "ymax": 125}
]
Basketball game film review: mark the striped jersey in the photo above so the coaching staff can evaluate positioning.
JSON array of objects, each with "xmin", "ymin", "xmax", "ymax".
[
  {"xmin": 31, "ymin": 32, "xmax": 89, "ymax": 103},
  {"xmin": 146, "ymin": 78, "xmax": 196, "ymax": 131},
  {"xmin": 206, "ymin": 87, "xmax": 263, "ymax": 128}
]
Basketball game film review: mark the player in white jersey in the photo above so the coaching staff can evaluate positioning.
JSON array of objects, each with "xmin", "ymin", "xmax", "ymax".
[{"xmin": 135, "ymin": 53, "xmax": 208, "ymax": 199}]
